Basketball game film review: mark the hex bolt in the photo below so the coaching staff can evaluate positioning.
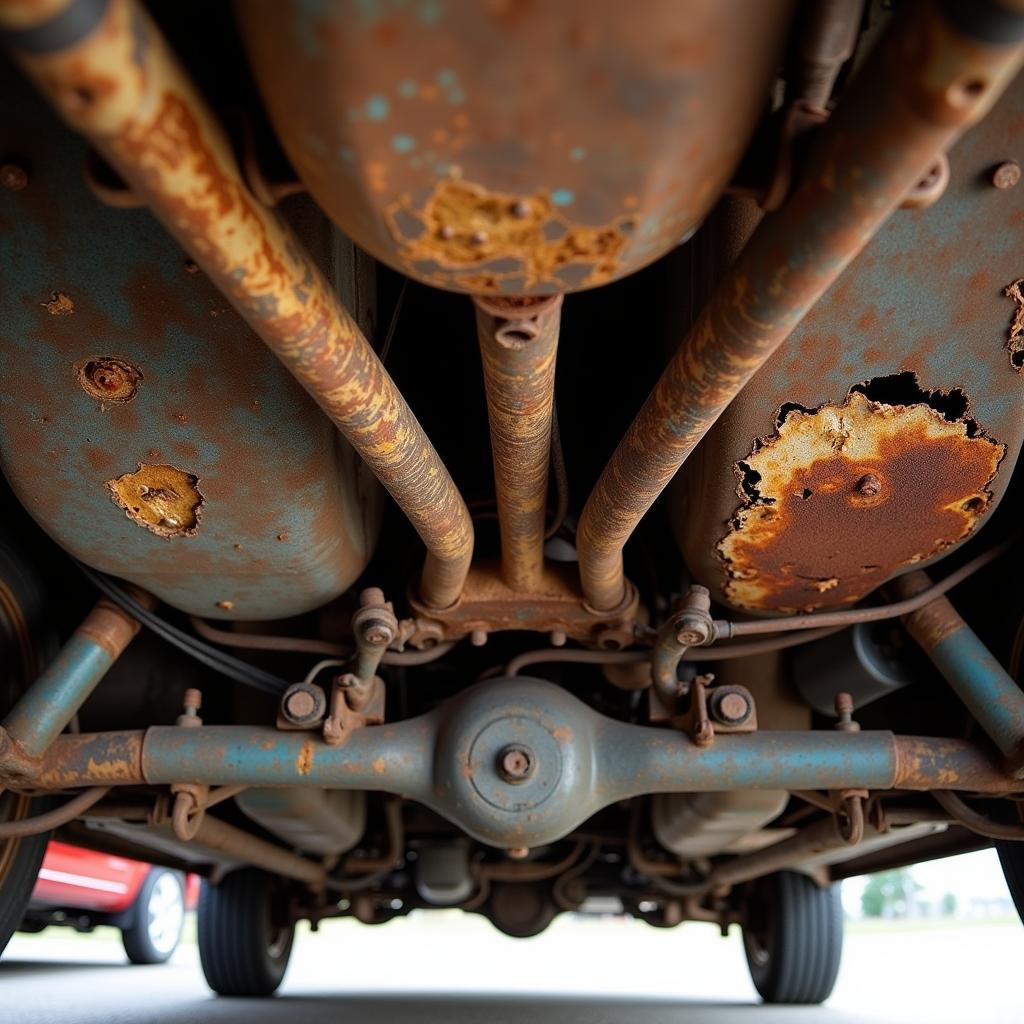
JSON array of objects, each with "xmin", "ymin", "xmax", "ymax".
[
  {"xmin": 280, "ymin": 682, "xmax": 327, "ymax": 727},
  {"xmin": 498, "ymin": 744, "xmax": 535, "ymax": 784},
  {"xmin": 0, "ymin": 163, "xmax": 28, "ymax": 191},
  {"xmin": 856, "ymin": 474, "xmax": 881, "ymax": 497},
  {"xmin": 710, "ymin": 688, "xmax": 753, "ymax": 726},
  {"xmin": 992, "ymin": 160, "xmax": 1021, "ymax": 190}
]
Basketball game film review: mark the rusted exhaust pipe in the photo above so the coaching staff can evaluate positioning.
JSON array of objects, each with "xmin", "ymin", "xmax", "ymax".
[
  {"xmin": 474, "ymin": 295, "xmax": 562, "ymax": 593},
  {"xmin": 576, "ymin": 1, "xmax": 1024, "ymax": 611},
  {"xmin": 0, "ymin": 0, "xmax": 473, "ymax": 610}
]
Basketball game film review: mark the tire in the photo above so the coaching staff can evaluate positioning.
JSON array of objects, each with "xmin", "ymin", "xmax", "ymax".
[
  {"xmin": 741, "ymin": 870, "xmax": 843, "ymax": 1005},
  {"xmin": 0, "ymin": 792, "xmax": 50, "ymax": 957},
  {"xmin": 197, "ymin": 868, "xmax": 295, "ymax": 997},
  {"xmin": 996, "ymin": 841, "xmax": 1024, "ymax": 924},
  {"xmin": 122, "ymin": 868, "xmax": 186, "ymax": 965}
]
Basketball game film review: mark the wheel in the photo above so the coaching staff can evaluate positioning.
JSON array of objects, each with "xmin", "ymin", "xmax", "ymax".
[
  {"xmin": 996, "ymin": 841, "xmax": 1024, "ymax": 924},
  {"xmin": 0, "ymin": 792, "xmax": 50, "ymax": 957},
  {"xmin": 741, "ymin": 870, "xmax": 843, "ymax": 1005},
  {"xmin": 121, "ymin": 868, "xmax": 186, "ymax": 965},
  {"xmin": 197, "ymin": 868, "xmax": 295, "ymax": 997}
]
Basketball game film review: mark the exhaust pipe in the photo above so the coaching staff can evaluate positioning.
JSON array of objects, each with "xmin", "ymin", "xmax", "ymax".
[
  {"xmin": 474, "ymin": 295, "xmax": 562, "ymax": 593},
  {"xmin": 575, "ymin": 1, "xmax": 1024, "ymax": 611},
  {"xmin": 0, "ymin": 0, "xmax": 473, "ymax": 610}
]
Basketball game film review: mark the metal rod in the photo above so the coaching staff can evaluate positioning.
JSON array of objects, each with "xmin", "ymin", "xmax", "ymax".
[
  {"xmin": 191, "ymin": 814, "xmax": 326, "ymax": 888},
  {"xmin": 893, "ymin": 570, "xmax": 1024, "ymax": 777},
  {"xmin": 0, "ymin": 0, "xmax": 473, "ymax": 610},
  {"xmin": 575, "ymin": 3, "xmax": 1024, "ymax": 611},
  {"xmin": 0, "ymin": 786, "xmax": 110, "ymax": 838},
  {"xmin": 475, "ymin": 295, "xmax": 563, "ymax": 592},
  {"xmin": 2, "ymin": 596, "xmax": 150, "ymax": 759},
  {"xmin": 27, "ymin": 725, "xmax": 1021, "ymax": 797}
]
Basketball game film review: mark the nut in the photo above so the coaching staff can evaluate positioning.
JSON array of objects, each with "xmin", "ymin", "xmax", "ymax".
[
  {"xmin": 280, "ymin": 682, "xmax": 327, "ymax": 726},
  {"xmin": 992, "ymin": 160, "xmax": 1021, "ymax": 190},
  {"xmin": 712, "ymin": 690, "xmax": 752, "ymax": 726},
  {"xmin": 498, "ymin": 745, "xmax": 535, "ymax": 784}
]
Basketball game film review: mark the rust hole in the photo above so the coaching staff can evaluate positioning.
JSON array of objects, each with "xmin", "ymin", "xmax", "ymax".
[
  {"xmin": 107, "ymin": 464, "xmax": 203, "ymax": 538},
  {"xmin": 42, "ymin": 291, "xmax": 74, "ymax": 316},
  {"xmin": 76, "ymin": 356, "xmax": 143, "ymax": 404},
  {"xmin": 717, "ymin": 374, "xmax": 1005, "ymax": 613}
]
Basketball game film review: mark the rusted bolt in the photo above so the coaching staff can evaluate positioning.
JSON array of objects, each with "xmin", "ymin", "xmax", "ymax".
[
  {"xmin": 992, "ymin": 160, "xmax": 1021, "ymax": 190},
  {"xmin": 855, "ymin": 473, "xmax": 881, "ymax": 498},
  {"xmin": 0, "ymin": 163, "xmax": 28, "ymax": 191},
  {"xmin": 709, "ymin": 688, "xmax": 753, "ymax": 726},
  {"xmin": 361, "ymin": 618, "xmax": 394, "ymax": 646},
  {"xmin": 675, "ymin": 615, "xmax": 711, "ymax": 647},
  {"xmin": 498, "ymin": 745, "xmax": 535, "ymax": 784},
  {"xmin": 177, "ymin": 688, "xmax": 203, "ymax": 728},
  {"xmin": 550, "ymin": 629, "xmax": 567, "ymax": 647},
  {"xmin": 470, "ymin": 628, "xmax": 488, "ymax": 647},
  {"xmin": 281, "ymin": 682, "xmax": 327, "ymax": 727},
  {"xmin": 834, "ymin": 691, "xmax": 859, "ymax": 731}
]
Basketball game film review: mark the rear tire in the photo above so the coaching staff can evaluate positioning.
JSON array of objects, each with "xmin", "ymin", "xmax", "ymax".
[
  {"xmin": 996, "ymin": 842, "xmax": 1024, "ymax": 924},
  {"xmin": 197, "ymin": 868, "xmax": 294, "ymax": 997},
  {"xmin": 122, "ymin": 868, "xmax": 185, "ymax": 965},
  {"xmin": 741, "ymin": 870, "xmax": 843, "ymax": 1005},
  {"xmin": 0, "ymin": 793, "xmax": 49, "ymax": 958}
]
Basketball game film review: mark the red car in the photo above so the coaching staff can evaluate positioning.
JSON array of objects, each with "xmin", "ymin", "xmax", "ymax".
[{"xmin": 19, "ymin": 843, "xmax": 196, "ymax": 965}]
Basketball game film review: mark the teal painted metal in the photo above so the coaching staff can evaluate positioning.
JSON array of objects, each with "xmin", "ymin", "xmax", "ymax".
[
  {"xmin": 0, "ymin": 60, "xmax": 380, "ymax": 620},
  {"xmin": 2, "ymin": 633, "xmax": 113, "ymax": 758},
  {"xmin": 929, "ymin": 628, "xmax": 1024, "ymax": 774},
  {"xmin": 31, "ymin": 679, "xmax": 1019, "ymax": 849}
]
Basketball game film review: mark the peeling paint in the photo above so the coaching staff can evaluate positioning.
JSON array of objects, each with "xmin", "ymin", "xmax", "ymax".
[
  {"xmin": 1004, "ymin": 278, "xmax": 1024, "ymax": 371},
  {"xmin": 386, "ymin": 178, "xmax": 629, "ymax": 291},
  {"xmin": 43, "ymin": 291, "xmax": 74, "ymax": 315},
  {"xmin": 107, "ymin": 463, "xmax": 203, "ymax": 538},
  {"xmin": 718, "ymin": 377, "xmax": 1005, "ymax": 612}
]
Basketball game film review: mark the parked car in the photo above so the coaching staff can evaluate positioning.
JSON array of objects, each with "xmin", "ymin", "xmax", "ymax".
[{"xmin": 19, "ymin": 842, "xmax": 195, "ymax": 965}]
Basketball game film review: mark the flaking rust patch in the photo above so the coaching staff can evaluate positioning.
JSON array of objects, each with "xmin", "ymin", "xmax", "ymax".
[
  {"xmin": 717, "ymin": 382, "xmax": 1004, "ymax": 613},
  {"xmin": 386, "ymin": 179, "xmax": 629, "ymax": 291},
  {"xmin": 43, "ymin": 291, "xmax": 74, "ymax": 316},
  {"xmin": 1004, "ymin": 279, "xmax": 1024, "ymax": 371},
  {"xmin": 107, "ymin": 463, "xmax": 203, "ymax": 538}
]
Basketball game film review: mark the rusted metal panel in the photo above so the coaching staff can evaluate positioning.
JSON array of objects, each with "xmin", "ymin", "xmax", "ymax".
[
  {"xmin": 475, "ymin": 294, "xmax": 561, "ymax": 592},
  {"xmin": 680, "ymin": 65, "xmax": 1024, "ymax": 613},
  {"xmin": 0, "ymin": 60, "xmax": 380, "ymax": 620},
  {"xmin": 238, "ymin": 0, "xmax": 793, "ymax": 296},
  {"xmin": 576, "ymin": 2, "xmax": 1024, "ymax": 613},
  {"xmin": 1, "ymin": 0, "xmax": 473, "ymax": 611}
]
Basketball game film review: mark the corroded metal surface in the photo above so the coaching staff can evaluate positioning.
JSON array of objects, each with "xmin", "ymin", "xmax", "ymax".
[
  {"xmin": 681, "ymin": 66, "xmax": 1024, "ymax": 612},
  {"xmin": 716, "ymin": 388, "xmax": 1004, "ymax": 612},
  {"xmin": 16, "ymin": 681, "xmax": 1022, "ymax": 857},
  {"xmin": 238, "ymin": 0, "xmax": 792, "ymax": 295},
  {"xmin": 407, "ymin": 560, "xmax": 639, "ymax": 649},
  {"xmin": 2, "ymin": 0, "xmax": 473, "ymax": 610},
  {"xmin": 2, "ymin": 595, "xmax": 149, "ymax": 760},
  {"xmin": 0, "ymin": 56, "xmax": 378, "ymax": 620},
  {"xmin": 577, "ymin": 2, "xmax": 1024, "ymax": 612},
  {"xmin": 894, "ymin": 571, "xmax": 1024, "ymax": 776},
  {"xmin": 475, "ymin": 294, "xmax": 562, "ymax": 591}
]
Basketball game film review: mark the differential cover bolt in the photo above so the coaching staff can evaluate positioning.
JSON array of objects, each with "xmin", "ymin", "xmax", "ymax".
[{"xmin": 498, "ymin": 744, "xmax": 535, "ymax": 784}]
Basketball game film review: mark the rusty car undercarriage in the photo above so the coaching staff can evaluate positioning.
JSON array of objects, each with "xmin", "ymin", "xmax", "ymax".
[{"xmin": 3, "ymin": 0, "xmax": 1024, "ymax": 1004}]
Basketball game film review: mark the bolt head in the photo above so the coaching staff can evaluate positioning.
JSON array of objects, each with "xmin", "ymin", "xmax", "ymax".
[
  {"xmin": 284, "ymin": 688, "xmax": 317, "ymax": 721},
  {"xmin": 714, "ymin": 691, "xmax": 752, "ymax": 725},
  {"xmin": 0, "ymin": 163, "xmax": 28, "ymax": 191},
  {"xmin": 855, "ymin": 473, "xmax": 881, "ymax": 498},
  {"xmin": 498, "ymin": 745, "xmax": 535, "ymax": 783},
  {"xmin": 993, "ymin": 160, "xmax": 1021, "ymax": 190}
]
